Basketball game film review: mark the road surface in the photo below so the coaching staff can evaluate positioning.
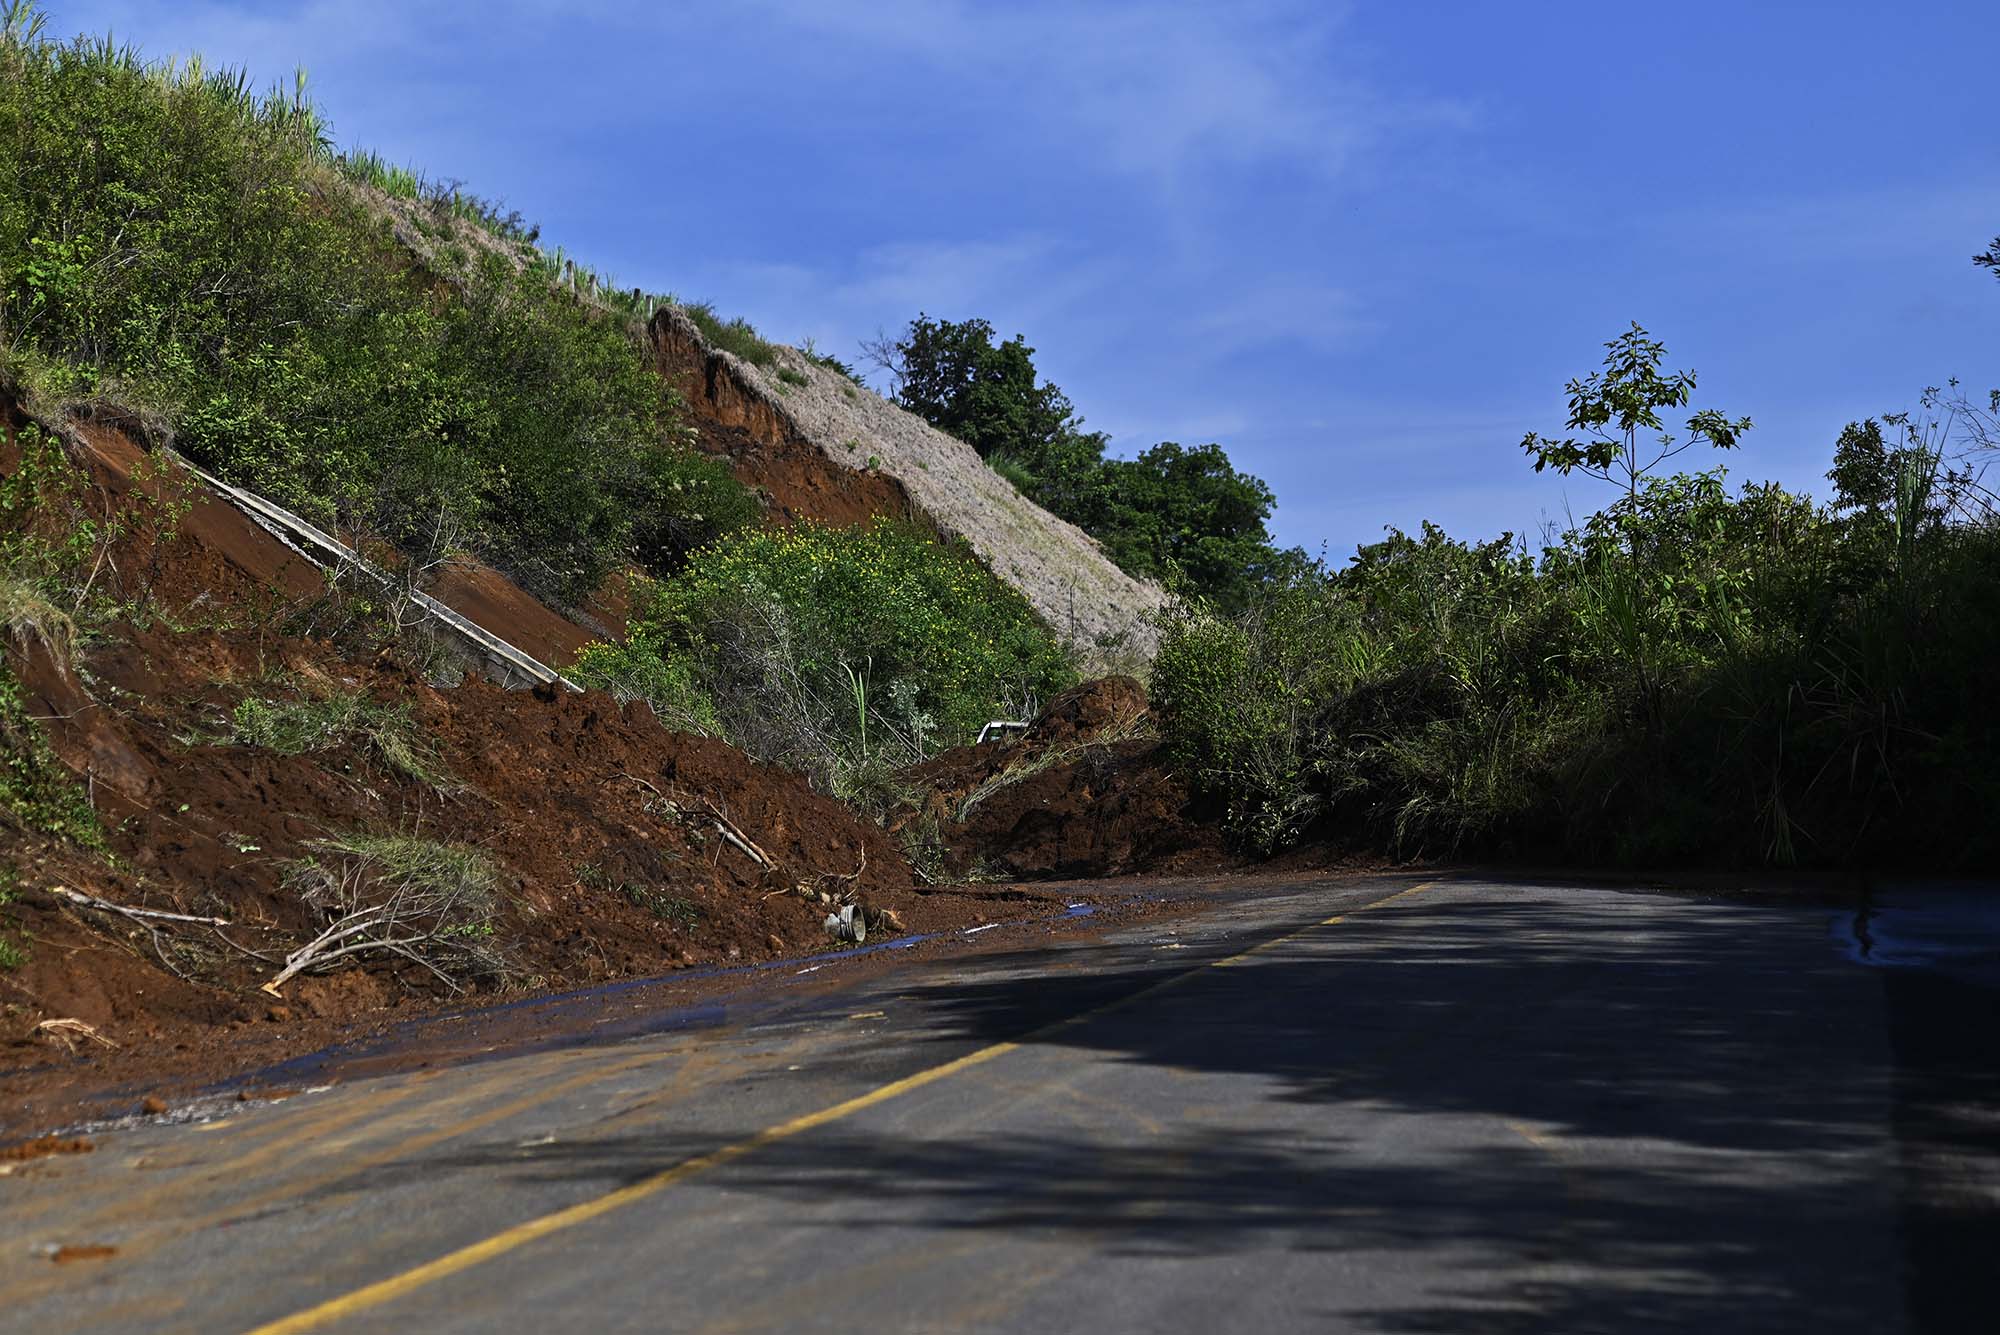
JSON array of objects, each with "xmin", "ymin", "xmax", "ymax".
[{"xmin": 2, "ymin": 875, "xmax": 1994, "ymax": 1333}]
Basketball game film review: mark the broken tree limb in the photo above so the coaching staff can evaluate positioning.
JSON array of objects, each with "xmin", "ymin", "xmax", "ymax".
[
  {"xmin": 53, "ymin": 886, "xmax": 230, "ymax": 927},
  {"xmin": 619, "ymin": 773, "xmax": 776, "ymax": 871},
  {"xmin": 700, "ymin": 800, "xmax": 774, "ymax": 870}
]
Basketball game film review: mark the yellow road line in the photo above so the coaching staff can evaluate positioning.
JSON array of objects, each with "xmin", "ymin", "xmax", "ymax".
[{"xmin": 245, "ymin": 878, "xmax": 1441, "ymax": 1335}]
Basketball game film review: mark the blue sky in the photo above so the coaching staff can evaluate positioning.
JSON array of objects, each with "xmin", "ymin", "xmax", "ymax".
[{"xmin": 48, "ymin": 1, "xmax": 2000, "ymax": 557}]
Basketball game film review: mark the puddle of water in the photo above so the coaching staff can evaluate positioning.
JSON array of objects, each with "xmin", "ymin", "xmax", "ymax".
[{"xmin": 1832, "ymin": 887, "xmax": 2000, "ymax": 988}]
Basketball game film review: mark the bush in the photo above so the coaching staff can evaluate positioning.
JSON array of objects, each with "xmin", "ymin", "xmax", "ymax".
[
  {"xmin": 227, "ymin": 687, "xmax": 448, "ymax": 787},
  {"xmin": 676, "ymin": 301, "xmax": 778, "ymax": 367},
  {"xmin": 613, "ymin": 519, "xmax": 1074, "ymax": 789}
]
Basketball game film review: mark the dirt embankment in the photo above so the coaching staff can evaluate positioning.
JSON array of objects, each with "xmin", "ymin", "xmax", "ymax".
[
  {"xmin": 897, "ymin": 677, "xmax": 1225, "ymax": 881},
  {"xmin": 0, "ymin": 407, "xmax": 1048, "ymax": 1130},
  {"xmin": 647, "ymin": 309, "xmax": 1166, "ymax": 667},
  {"xmin": 650, "ymin": 313, "xmax": 918, "ymax": 529}
]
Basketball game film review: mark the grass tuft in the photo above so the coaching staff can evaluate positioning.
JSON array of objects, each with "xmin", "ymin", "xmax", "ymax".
[
  {"xmin": 227, "ymin": 688, "xmax": 449, "ymax": 787},
  {"xmin": 676, "ymin": 302, "xmax": 778, "ymax": 367}
]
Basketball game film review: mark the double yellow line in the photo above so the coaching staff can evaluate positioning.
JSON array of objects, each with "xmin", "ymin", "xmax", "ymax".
[{"xmin": 249, "ymin": 879, "xmax": 1439, "ymax": 1333}]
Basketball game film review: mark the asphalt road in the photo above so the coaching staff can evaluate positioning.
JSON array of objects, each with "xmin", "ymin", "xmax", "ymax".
[{"xmin": 3, "ymin": 874, "xmax": 1995, "ymax": 1334}]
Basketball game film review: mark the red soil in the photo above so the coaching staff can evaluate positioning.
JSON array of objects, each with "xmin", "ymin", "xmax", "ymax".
[
  {"xmin": 648, "ymin": 312, "xmax": 917, "ymax": 529},
  {"xmin": 899, "ymin": 678, "xmax": 1227, "ymax": 881}
]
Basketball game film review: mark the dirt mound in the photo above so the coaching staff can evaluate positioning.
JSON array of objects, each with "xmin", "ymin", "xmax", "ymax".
[
  {"xmin": 648, "ymin": 309, "xmax": 1165, "ymax": 666},
  {"xmin": 899, "ymin": 678, "xmax": 1223, "ymax": 881}
]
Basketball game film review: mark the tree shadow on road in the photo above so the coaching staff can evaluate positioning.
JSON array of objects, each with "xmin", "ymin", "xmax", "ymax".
[{"xmin": 395, "ymin": 883, "xmax": 1990, "ymax": 1333}]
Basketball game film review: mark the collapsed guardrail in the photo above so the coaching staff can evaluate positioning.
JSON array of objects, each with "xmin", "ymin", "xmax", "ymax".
[{"xmin": 165, "ymin": 450, "xmax": 581, "ymax": 693}]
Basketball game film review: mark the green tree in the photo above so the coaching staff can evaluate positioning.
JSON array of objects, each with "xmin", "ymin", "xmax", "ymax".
[
  {"xmin": 1521, "ymin": 323, "xmax": 1751, "ymax": 504},
  {"xmin": 878, "ymin": 314, "xmax": 1108, "ymax": 508},
  {"xmin": 1078, "ymin": 442, "xmax": 1291, "ymax": 613}
]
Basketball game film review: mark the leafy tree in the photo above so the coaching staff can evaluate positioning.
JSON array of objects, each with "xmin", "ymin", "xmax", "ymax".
[
  {"xmin": 1077, "ymin": 442, "xmax": 1291, "ymax": 613},
  {"xmin": 873, "ymin": 313, "xmax": 1298, "ymax": 608},
  {"xmin": 1521, "ymin": 323, "xmax": 1751, "ymax": 503},
  {"xmin": 1976, "ymin": 235, "xmax": 2000, "ymax": 281},
  {"xmin": 876, "ymin": 314, "xmax": 1108, "ymax": 508}
]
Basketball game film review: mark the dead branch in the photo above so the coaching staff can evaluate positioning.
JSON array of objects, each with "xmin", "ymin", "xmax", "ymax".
[
  {"xmin": 35, "ymin": 1018, "xmax": 117, "ymax": 1051},
  {"xmin": 53, "ymin": 885, "xmax": 231, "ymax": 927},
  {"xmin": 700, "ymin": 800, "xmax": 774, "ymax": 870}
]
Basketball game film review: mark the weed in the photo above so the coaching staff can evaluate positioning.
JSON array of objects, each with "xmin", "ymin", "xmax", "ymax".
[
  {"xmin": 0, "ymin": 865, "xmax": 25, "ymax": 969},
  {"xmin": 620, "ymin": 883, "xmax": 700, "ymax": 927},
  {"xmin": 676, "ymin": 301, "xmax": 777, "ymax": 367},
  {"xmin": 0, "ymin": 662, "xmax": 101, "ymax": 847},
  {"xmin": 776, "ymin": 366, "xmax": 808, "ymax": 388},
  {"xmin": 896, "ymin": 811, "xmax": 949, "ymax": 886},
  {"xmin": 226, "ymin": 687, "xmax": 449, "ymax": 787},
  {"xmin": 0, "ymin": 563, "xmax": 75, "ymax": 670}
]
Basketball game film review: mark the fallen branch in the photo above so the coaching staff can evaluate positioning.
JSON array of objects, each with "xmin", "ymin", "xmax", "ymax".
[
  {"xmin": 620, "ymin": 773, "xmax": 775, "ymax": 871},
  {"xmin": 700, "ymin": 800, "xmax": 774, "ymax": 871},
  {"xmin": 53, "ymin": 886, "xmax": 230, "ymax": 927},
  {"xmin": 34, "ymin": 1018, "xmax": 117, "ymax": 1051}
]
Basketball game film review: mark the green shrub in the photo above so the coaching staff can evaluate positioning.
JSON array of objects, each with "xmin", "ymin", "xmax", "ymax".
[
  {"xmin": 676, "ymin": 301, "xmax": 777, "ymax": 367},
  {"xmin": 571, "ymin": 633, "xmax": 721, "ymax": 736},
  {"xmin": 615, "ymin": 519, "xmax": 1073, "ymax": 789},
  {"xmin": 1155, "ymin": 443, "xmax": 2000, "ymax": 869},
  {"xmin": 0, "ymin": 864, "xmax": 26, "ymax": 970},
  {"xmin": 227, "ymin": 688, "xmax": 448, "ymax": 787}
]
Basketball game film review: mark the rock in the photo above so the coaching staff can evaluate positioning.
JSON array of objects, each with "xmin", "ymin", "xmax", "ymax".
[
  {"xmin": 265, "ymin": 1006, "xmax": 292, "ymax": 1023},
  {"xmin": 140, "ymin": 1095, "xmax": 167, "ymax": 1116},
  {"xmin": 765, "ymin": 934, "xmax": 785, "ymax": 953}
]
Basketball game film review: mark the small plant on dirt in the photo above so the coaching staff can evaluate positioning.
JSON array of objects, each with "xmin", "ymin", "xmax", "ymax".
[
  {"xmin": 776, "ymin": 366, "xmax": 809, "ymax": 388},
  {"xmin": 896, "ymin": 810, "xmax": 950, "ymax": 886},
  {"xmin": 226, "ymin": 687, "xmax": 449, "ymax": 787},
  {"xmin": 619, "ymin": 883, "xmax": 700, "ymax": 927},
  {"xmin": 0, "ymin": 865, "xmax": 27, "ymax": 970},
  {"xmin": 0, "ymin": 662, "xmax": 102, "ymax": 848},
  {"xmin": 0, "ymin": 559, "xmax": 75, "ymax": 670},
  {"xmin": 799, "ymin": 338, "xmax": 866, "ymax": 387},
  {"xmin": 271, "ymin": 832, "xmax": 504, "ymax": 993}
]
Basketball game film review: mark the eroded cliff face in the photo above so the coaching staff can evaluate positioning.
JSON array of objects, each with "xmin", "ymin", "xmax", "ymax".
[
  {"xmin": 648, "ymin": 311, "xmax": 917, "ymax": 530},
  {"xmin": 646, "ymin": 308, "xmax": 1166, "ymax": 665}
]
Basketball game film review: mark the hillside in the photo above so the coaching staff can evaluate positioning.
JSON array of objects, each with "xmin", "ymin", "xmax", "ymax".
[{"xmin": 650, "ymin": 309, "xmax": 1166, "ymax": 665}]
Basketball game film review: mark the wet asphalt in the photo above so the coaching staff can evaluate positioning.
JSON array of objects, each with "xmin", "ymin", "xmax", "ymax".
[{"xmin": 1, "ymin": 874, "xmax": 1994, "ymax": 1334}]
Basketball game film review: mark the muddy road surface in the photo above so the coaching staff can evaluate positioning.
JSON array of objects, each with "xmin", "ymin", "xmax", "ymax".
[{"xmin": 2, "ymin": 874, "xmax": 1994, "ymax": 1333}]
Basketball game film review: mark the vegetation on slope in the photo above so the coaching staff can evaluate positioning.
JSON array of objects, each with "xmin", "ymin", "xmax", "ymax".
[
  {"xmin": 0, "ymin": 6, "xmax": 753, "ymax": 603},
  {"xmin": 576, "ymin": 519, "xmax": 1074, "ymax": 802}
]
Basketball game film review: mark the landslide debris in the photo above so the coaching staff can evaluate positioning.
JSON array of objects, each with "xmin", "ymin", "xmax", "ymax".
[
  {"xmin": 896, "ymin": 677, "xmax": 1224, "ymax": 881},
  {"xmin": 0, "ymin": 407, "xmax": 943, "ymax": 1111}
]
